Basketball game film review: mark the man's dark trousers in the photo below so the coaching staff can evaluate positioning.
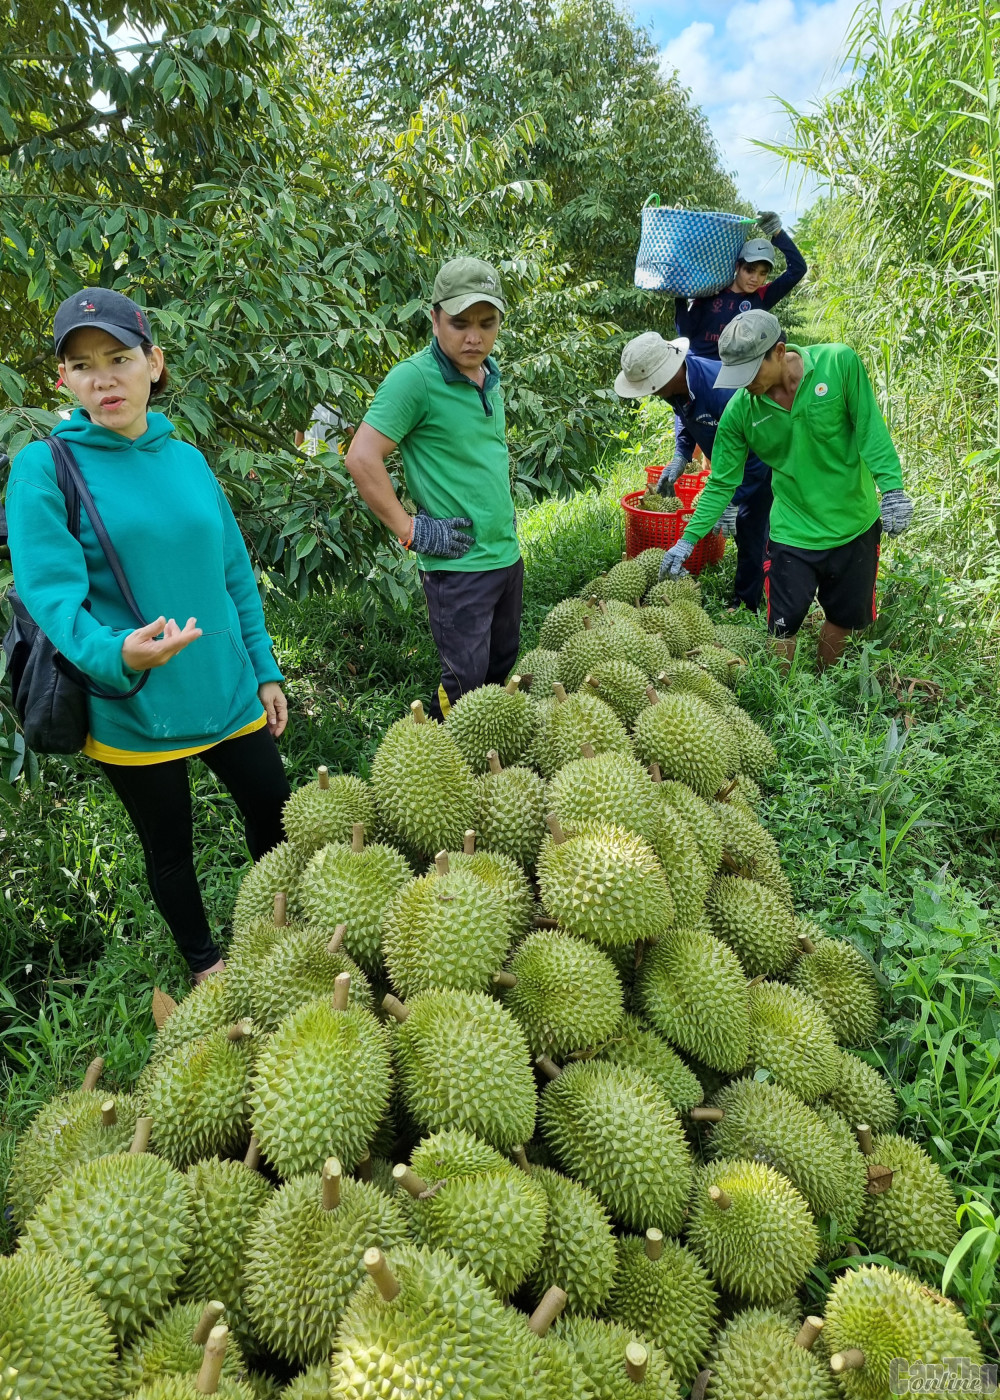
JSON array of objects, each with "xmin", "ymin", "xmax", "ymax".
[
  {"xmin": 421, "ymin": 559, "xmax": 524, "ymax": 719},
  {"xmin": 731, "ymin": 472, "xmax": 773, "ymax": 612}
]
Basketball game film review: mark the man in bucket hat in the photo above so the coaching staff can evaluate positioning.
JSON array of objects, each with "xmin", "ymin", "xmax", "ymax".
[
  {"xmin": 615, "ymin": 332, "xmax": 772, "ymax": 612},
  {"xmin": 660, "ymin": 310, "xmax": 913, "ymax": 670},
  {"xmin": 346, "ymin": 256, "xmax": 521, "ymax": 718}
]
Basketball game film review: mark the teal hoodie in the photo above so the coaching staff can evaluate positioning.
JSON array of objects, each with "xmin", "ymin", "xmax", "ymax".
[{"xmin": 5, "ymin": 409, "xmax": 282, "ymax": 756}]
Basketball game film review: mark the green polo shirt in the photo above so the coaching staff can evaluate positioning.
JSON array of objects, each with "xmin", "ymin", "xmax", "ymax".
[
  {"xmin": 682, "ymin": 343, "xmax": 905, "ymax": 551},
  {"xmin": 363, "ymin": 339, "xmax": 520, "ymax": 573}
]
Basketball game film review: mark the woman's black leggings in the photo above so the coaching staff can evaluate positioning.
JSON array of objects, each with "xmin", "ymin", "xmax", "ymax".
[{"xmin": 98, "ymin": 726, "xmax": 290, "ymax": 974}]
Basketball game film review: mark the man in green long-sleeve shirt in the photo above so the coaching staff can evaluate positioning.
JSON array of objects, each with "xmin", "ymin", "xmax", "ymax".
[{"xmin": 660, "ymin": 310, "xmax": 913, "ymax": 668}]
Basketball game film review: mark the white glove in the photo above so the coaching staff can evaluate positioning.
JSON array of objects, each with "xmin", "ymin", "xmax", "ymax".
[
  {"xmin": 659, "ymin": 539, "xmax": 694, "ymax": 579},
  {"xmin": 713, "ymin": 504, "xmax": 738, "ymax": 538},
  {"xmin": 880, "ymin": 489, "xmax": 914, "ymax": 537}
]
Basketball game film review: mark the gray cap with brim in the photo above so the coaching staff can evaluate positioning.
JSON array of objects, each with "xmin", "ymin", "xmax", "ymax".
[
  {"xmin": 614, "ymin": 332, "xmax": 690, "ymax": 398},
  {"xmin": 713, "ymin": 309, "xmax": 783, "ymax": 389},
  {"xmin": 433, "ymin": 256, "xmax": 506, "ymax": 315},
  {"xmin": 738, "ymin": 237, "xmax": 775, "ymax": 267}
]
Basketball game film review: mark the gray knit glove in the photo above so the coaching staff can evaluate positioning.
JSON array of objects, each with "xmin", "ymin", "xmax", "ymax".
[
  {"xmin": 880, "ymin": 489, "xmax": 913, "ymax": 537},
  {"xmin": 757, "ymin": 210, "xmax": 782, "ymax": 237},
  {"xmin": 659, "ymin": 539, "xmax": 694, "ymax": 579},
  {"xmin": 713, "ymin": 504, "xmax": 738, "ymax": 538},
  {"xmin": 410, "ymin": 508, "xmax": 475, "ymax": 559}
]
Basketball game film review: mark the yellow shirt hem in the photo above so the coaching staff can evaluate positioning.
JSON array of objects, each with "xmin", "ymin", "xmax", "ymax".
[{"xmin": 83, "ymin": 710, "xmax": 269, "ymax": 766}]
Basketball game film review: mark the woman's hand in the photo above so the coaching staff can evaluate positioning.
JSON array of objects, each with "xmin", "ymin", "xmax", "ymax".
[
  {"xmin": 259, "ymin": 682, "xmax": 288, "ymax": 738},
  {"xmin": 122, "ymin": 616, "xmax": 202, "ymax": 672}
]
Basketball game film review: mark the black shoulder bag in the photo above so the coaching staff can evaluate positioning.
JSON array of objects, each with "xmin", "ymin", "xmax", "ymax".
[{"xmin": 1, "ymin": 437, "xmax": 149, "ymax": 755}]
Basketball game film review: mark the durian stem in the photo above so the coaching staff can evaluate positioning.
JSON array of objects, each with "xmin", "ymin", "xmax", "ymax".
[
  {"xmin": 273, "ymin": 891, "xmax": 287, "ymax": 927},
  {"xmin": 797, "ymin": 931, "xmax": 817, "ymax": 955},
  {"xmin": 533, "ymin": 915, "xmax": 559, "ymax": 929},
  {"xmin": 545, "ymin": 813, "xmax": 567, "ymax": 844},
  {"xmin": 327, "ymin": 924, "xmax": 346, "ymax": 955},
  {"xmin": 333, "ymin": 973, "xmax": 351, "ymax": 1012},
  {"xmin": 435, "ymin": 850, "xmax": 450, "ymax": 876},
  {"xmin": 656, "ymin": 672, "xmax": 673, "ymax": 688},
  {"xmin": 364, "ymin": 1247, "xmax": 400, "ymax": 1301},
  {"xmin": 463, "ymin": 830, "xmax": 476, "ymax": 854},
  {"xmin": 410, "ymin": 700, "xmax": 426, "ymax": 724},
  {"xmin": 487, "ymin": 750, "xmax": 503, "ymax": 775},
  {"xmin": 196, "ymin": 1323, "xmax": 228, "ymax": 1394},
  {"xmin": 598, "ymin": 599, "xmax": 610, "ymax": 616},
  {"xmin": 392, "ymin": 1163, "xmax": 429, "ymax": 1198},
  {"xmin": 382, "ymin": 993, "xmax": 409, "ymax": 1023},
  {"xmin": 645, "ymin": 685, "xmax": 660, "ymax": 705},
  {"xmin": 322, "ymin": 1157, "xmax": 342, "ymax": 1210},
  {"xmin": 493, "ymin": 970, "xmax": 517, "ymax": 988},
  {"xmin": 192, "ymin": 1300, "xmax": 226, "ymax": 1345},
  {"xmin": 317, "ymin": 765, "xmax": 330, "ymax": 790},
  {"xmin": 527, "ymin": 1285, "xmax": 567, "ymax": 1336},
  {"xmin": 708, "ymin": 1185, "xmax": 732, "ymax": 1211},
  {"xmin": 689, "ymin": 1106, "xmax": 724, "ymax": 1123},
  {"xmin": 519, "ymin": 673, "xmax": 535, "ymax": 691},
  {"xmin": 552, "ymin": 682, "xmax": 569, "ymax": 702},
  {"xmin": 536, "ymin": 1054, "xmax": 562, "ymax": 1080},
  {"xmin": 129, "ymin": 1116, "xmax": 153, "ymax": 1154},
  {"xmin": 583, "ymin": 615, "xmax": 594, "ymax": 631},
  {"xmin": 506, "ymin": 676, "xmax": 521, "ymax": 694},
  {"xmin": 580, "ymin": 742, "xmax": 597, "ymax": 759},
  {"xmin": 691, "ymin": 1370, "xmax": 712, "ymax": 1400},
  {"xmin": 644, "ymin": 1228, "xmax": 663, "ymax": 1261},
  {"xmin": 625, "ymin": 1342, "xmax": 648, "ymax": 1384},
  {"xmin": 588, "ymin": 595, "xmax": 599, "ymax": 608},
  {"xmin": 244, "ymin": 1133, "xmax": 261, "ymax": 1170},
  {"xmin": 795, "ymin": 1318, "xmax": 824, "ymax": 1351},
  {"xmin": 865, "ymin": 1163, "xmax": 894, "ymax": 1195},
  {"xmin": 511, "ymin": 1144, "xmax": 531, "ymax": 1174},
  {"xmin": 227, "ymin": 1021, "xmax": 252, "ymax": 1042},
  {"xmin": 81, "ymin": 1056, "xmax": 105, "ymax": 1091},
  {"xmin": 352, "ymin": 823, "xmax": 366, "ymax": 852},
  {"xmin": 856, "ymin": 1124, "xmax": 874, "ymax": 1156},
  {"xmin": 356, "ymin": 1150, "xmax": 373, "ymax": 1182},
  {"xmin": 715, "ymin": 778, "xmax": 739, "ymax": 802},
  {"xmin": 583, "ymin": 673, "xmax": 599, "ymax": 692},
  {"xmin": 830, "ymin": 1350, "xmax": 866, "ymax": 1375},
  {"xmin": 721, "ymin": 852, "xmax": 743, "ymax": 873},
  {"xmin": 648, "ymin": 763, "xmax": 662, "ymax": 782},
  {"xmin": 100, "ymin": 1099, "xmax": 116, "ymax": 1127}
]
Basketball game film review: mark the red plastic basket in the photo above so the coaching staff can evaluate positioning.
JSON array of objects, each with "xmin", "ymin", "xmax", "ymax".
[
  {"xmin": 645, "ymin": 464, "xmax": 665, "ymax": 488},
  {"xmin": 620, "ymin": 491, "xmax": 724, "ymax": 576}
]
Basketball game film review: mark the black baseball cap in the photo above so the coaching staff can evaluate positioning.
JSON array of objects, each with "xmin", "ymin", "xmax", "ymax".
[{"xmin": 54, "ymin": 288, "xmax": 153, "ymax": 357}]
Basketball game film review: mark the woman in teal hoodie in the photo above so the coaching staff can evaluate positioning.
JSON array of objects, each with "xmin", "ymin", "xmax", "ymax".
[{"xmin": 6, "ymin": 288, "xmax": 290, "ymax": 981}]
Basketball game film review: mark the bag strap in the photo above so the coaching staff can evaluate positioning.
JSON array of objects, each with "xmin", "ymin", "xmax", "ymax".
[{"xmin": 642, "ymin": 193, "xmax": 661, "ymax": 208}]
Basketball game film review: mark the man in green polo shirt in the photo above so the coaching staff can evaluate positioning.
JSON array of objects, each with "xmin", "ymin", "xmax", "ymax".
[
  {"xmin": 660, "ymin": 309, "xmax": 913, "ymax": 669},
  {"xmin": 345, "ymin": 256, "xmax": 521, "ymax": 717}
]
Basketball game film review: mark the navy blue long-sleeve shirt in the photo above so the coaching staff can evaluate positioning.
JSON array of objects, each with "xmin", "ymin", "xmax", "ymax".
[
  {"xmin": 667, "ymin": 354, "xmax": 769, "ymax": 506},
  {"xmin": 674, "ymin": 229, "xmax": 807, "ymax": 360}
]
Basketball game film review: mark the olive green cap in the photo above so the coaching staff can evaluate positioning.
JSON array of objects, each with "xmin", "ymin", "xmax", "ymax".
[{"xmin": 432, "ymin": 257, "xmax": 505, "ymax": 315}]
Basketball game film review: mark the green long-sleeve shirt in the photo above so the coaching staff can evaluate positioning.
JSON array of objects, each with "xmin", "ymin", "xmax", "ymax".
[{"xmin": 681, "ymin": 343, "xmax": 904, "ymax": 550}]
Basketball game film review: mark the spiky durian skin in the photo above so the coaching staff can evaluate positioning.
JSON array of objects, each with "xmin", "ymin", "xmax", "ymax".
[
  {"xmin": 21, "ymin": 1152, "xmax": 194, "ymax": 1343},
  {"xmin": 180, "ymin": 1157, "xmax": 273, "ymax": 1346},
  {"xmin": 512, "ymin": 647, "xmax": 561, "ymax": 698},
  {"xmin": 655, "ymin": 658, "xmax": 733, "ymax": 712},
  {"xmin": 704, "ymin": 1308, "xmax": 839, "ymax": 1400},
  {"xmin": 857, "ymin": 1134, "xmax": 961, "ymax": 1276},
  {"xmin": 250, "ymin": 999, "xmax": 392, "ymax": 1176},
  {"xmin": 633, "ymin": 694, "xmax": 734, "ymax": 799},
  {"xmin": 526, "ymin": 1165, "xmax": 618, "ymax": 1315},
  {"xmin": 444, "ymin": 683, "xmax": 537, "ymax": 772},
  {"xmin": 823, "ymin": 1266, "xmax": 984, "ymax": 1400},
  {"xmin": 531, "ymin": 691, "xmax": 635, "ymax": 778},
  {"xmin": 537, "ymin": 822, "xmax": 673, "ymax": 948},
  {"xmin": 553, "ymin": 1315, "xmax": 682, "ymax": 1400},
  {"xmin": 127, "ymin": 1378, "xmax": 255, "ymax": 1400},
  {"xmin": 118, "ymin": 1300, "xmax": 247, "ymax": 1390},
  {"xmin": 686, "ymin": 644, "xmax": 744, "ymax": 688},
  {"xmin": 809, "ymin": 1104, "xmax": 868, "ymax": 1258},
  {"xmin": 747, "ymin": 982, "xmax": 840, "ymax": 1102},
  {"xmin": 712, "ymin": 623, "xmax": 761, "ymax": 659},
  {"xmin": 558, "ymin": 626, "xmax": 632, "ymax": 692},
  {"xmin": 706, "ymin": 1078, "xmax": 851, "ymax": 1217},
  {"xmin": 635, "ymin": 929, "xmax": 749, "ymax": 1074},
  {"xmin": 539, "ymin": 597, "xmax": 591, "ymax": 651},
  {"xmin": 370, "ymin": 713, "xmax": 479, "ymax": 859},
  {"xmin": 249, "ymin": 925, "xmax": 372, "ymax": 1031},
  {"xmin": 634, "ymin": 548, "xmax": 668, "ymax": 589},
  {"xmin": 142, "ymin": 1026, "xmax": 255, "ymax": 1169},
  {"xmin": 585, "ymin": 659, "xmax": 655, "ymax": 729},
  {"xmin": 604, "ymin": 557, "xmax": 648, "ymax": 604},
  {"xmin": 298, "ymin": 838, "xmax": 411, "ymax": 972},
  {"xmin": 705, "ymin": 877, "xmax": 798, "ymax": 978},
  {"xmin": 504, "ymin": 930, "xmax": 624, "ymax": 1057},
  {"xmin": 244, "ymin": 1171, "xmax": 409, "ymax": 1367},
  {"xmin": 400, "ymin": 1130, "xmax": 548, "ymax": 1297},
  {"xmin": 713, "ymin": 803, "xmax": 793, "ymax": 907},
  {"xmin": 437, "ymin": 849, "xmax": 534, "ymax": 935},
  {"xmin": 279, "ymin": 1369, "xmax": 329, "ymax": 1400},
  {"xmin": 670, "ymin": 600, "xmax": 717, "ymax": 648},
  {"xmin": 649, "ymin": 803, "xmax": 711, "ymax": 925},
  {"xmin": 788, "ymin": 928, "xmax": 881, "ymax": 1046},
  {"xmin": 687, "ymin": 1159, "xmax": 819, "ymax": 1306},
  {"xmin": 7, "ymin": 1088, "xmax": 139, "ymax": 1224},
  {"xmin": 382, "ymin": 867, "xmax": 511, "ymax": 998},
  {"xmin": 547, "ymin": 751, "xmax": 659, "ymax": 839},
  {"xmin": 223, "ymin": 914, "xmax": 297, "ymax": 1020},
  {"xmin": 596, "ymin": 1014, "xmax": 703, "ymax": 1110},
  {"xmin": 0, "ymin": 1252, "xmax": 117, "ymax": 1400},
  {"xmin": 233, "ymin": 841, "xmax": 307, "ymax": 930},
  {"xmin": 646, "ymin": 575, "xmax": 701, "ymax": 608},
  {"xmin": 605, "ymin": 1235, "xmax": 719, "ymax": 1387},
  {"xmin": 476, "ymin": 764, "xmax": 548, "ymax": 869},
  {"xmin": 824, "ymin": 1050, "xmax": 898, "ymax": 1133},
  {"xmin": 539, "ymin": 1060, "xmax": 692, "ymax": 1234},
  {"xmin": 726, "ymin": 707, "xmax": 777, "ymax": 780},
  {"xmin": 149, "ymin": 974, "xmax": 233, "ymax": 1063},
  {"xmin": 282, "ymin": 773, "xmax": 377, "ymax": 855},
  {"xmin": 393, "ymin": 989, "xmax": 536, "ymax": 1149}
]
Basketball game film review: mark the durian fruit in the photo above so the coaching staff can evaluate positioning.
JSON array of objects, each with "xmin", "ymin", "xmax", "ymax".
[
  {"xmin": 149, "ymin": 976, "xmax": 233, "ymax": 1064},
  {"xmin": 503, "ymin": 930, "xmax": 624, "ymax": 1057},
  {"xmin": 686, "ymin": 644, "xmax": 745, "ymax": 688},
  {"xmin": 725, "ymin": 708, "xmax": 778, "ymax": 780},
  {"xmin": 249, "ymin": 923, "xmax": 372, "ymax": 1031},
  {"xmin": 635, "ymin": 928, "xmax": 750, "ymax": 1074},
  {"xmin": 824, "ymin": 1050, "xmax": 898, "ymax": 1133},
  {"xmin": 476, "ymin": 754, "xmax": 548, "ymax": 869},
  {"xmin": 282, "ymin": 766, "xmax": 377, "ymax": 855},
  {"xmin": 580, "ymin": 573, "xmax": 613, "ymax": 600},
  {"xmin": 856, "ymin": 1131, "xmax": 961, "ymax": 1276},
  {"xmin": 547, "ymin": 748, "xmax": 659, "ymax": 838},
  {"xmin": 633, "ymin": 605, "xmax": 671, "ymax": 636},
  {"xmin": 525, "ymin": 1164, "xmax": 618, "ymax": 1316},
  {"xmin": 382, "ymin": 852, "xmax": 511, "ymax": 997},
  {"xmin": 634, "ymin": 547, "xmax": 667, "ymax": 589},
  {"xmin": 655, "ymin": 659, "xmax": 733, "ymax": 712},
  {"xmin": 557, "ymin": 624, "xmax": 633, "ymax": 693},
  {"xmin": 181, "ymin": 1157, "xmax": 274, "ymax": 1347},
  {"xmin": 388, "ymin": 989, "xmax": 537, "ymax": 1149},
  {"xmin": 393, "ymin": 1129, "xmax": 548, "ymax": 1297},
  {"xmin": 604, "ymin": 556, "xmax": 648, "ymax": 604},
  {"xmin": 511, "ymin": 647, "xmax": 561, "ymax": 697},
  {"xmin": 687, "ymin": 1159, "xmax": 819, "ymax": 1305},
  {"xmin": 125, "ymin": 1324, "xmax": 254, "ymax": 1399},
  {"xmin": 445, "ymin": 680, "xmax": 537, "ymax": 772},
  {"xmin": 713, "ymin": 803, "xmax": 793, "ymax": 907},
  {"xmin": 437, "ymin": 839, "xmax": 534, "ymax": 935},
  {"xmin": 21, "ymin": 1148, "xmax": 195, "ymax": 1343},
  {"xmin": 729, "ymin": 772, "xmax": 762, "ymax": 810},
  {"xmin": 233, "ymin": 841, "xmax": 307, "ymax": 931},
  {"xmin": 788, "ymin": 926, "xmax": 881, "ymax": 1046},
  {"xmin": 539, "ymin": 596, "xmax": 590, "ymax": 650},
  {"xmin": 538, "ymin": 1059, "xmax": 692, "ymax": 1234},
  {"xmin": 656, "ymin": 779, "xmax": 724, "ymax": 872},
  {"xmin": 250, "ymin": 981, "xmax": 392, "ymax": 1176},
  {"xmin": 245, "ymin": 1158, "xmax": 409, "ymax": 1366},
  {"xmin": 0, "ymin": 1251, "xmax": 117, "ymax": 1400},
  {"xmin": 298, "ymin": 829, "xmax": 412, "ymax": 972},
  {"xmin": 605, "ymin": 1230, "xmax": 719, "ymax": 1387},
  {"xmin": 705, "ymin": 1308, "xmax": 839, "ymax": 1400},
  {"xmin": 706, "ymin": 1078, "xmax": 855, "ymax": 1217},
  {"xmin": 712, "ymin": 623, "xmax": 762, "ymax": 658},
  {"xmin": 221, "ymin": 894, "xmax": 299, "ymax": 1020},
  {"xmin": 279, "ymin": 1369, "xmax": 329, "ymax": 1400},
  {"xmin": 118, "ymin": 1301, "xmax": 246, "ymax": 1390},
  {"xmin": 670, "ymin": 600, "xmax": 717, "ymax": 648},
  {"xmin": 553, "ymin": 1314, "xmax": 682, "ymax": 1400},
  {"xmin": 705, "ymin": 877, "xmax": 798, "ymax": 978},
  {"xmin": 531, "ymin": 687, "xmax": 634, "ymax": 778},
  {"xmin": 811, "ymin": 1103, "xmax": 868, "ymax": 1248},
  {"xmin": 646, "ymin": 576, "xmax": 701, "ymax": 607},
  {"xmin": 370, "ymin": 701, "xmax": 479, "ymax": 858},
  {"xmin": 747, "ymin": 982, "xmax": 840, "ymax": 1102},
  {"xmin": 142, "ymin": 1023, "xmax": 256, "ymax": 1169},
  {"xmin": 633, "ymin": 690, "xmax": 735, "ymax": 799},
  {"xmin": 595, "ymin": 1014, "xmax": 704, "ymax": 1111},
  {"xmin": 647, "ymin": 803, "xmax": 712, "ymax": 925},
  {"xmin": 582, "ymin": 661, "xmax": 654, "ymax": 729},
  {"xmin": 823, "ymin": 1265, "xmax": 983, "ymax": 1400},
  {"xmin": 537, "ymin": 818, "xmax": 673, "ymax": 947}
]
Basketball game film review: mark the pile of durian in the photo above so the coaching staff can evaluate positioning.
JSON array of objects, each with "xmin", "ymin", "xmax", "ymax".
[{"xmin": 2, "ymin": 551, "xmax": 983, "ymax": 1400}]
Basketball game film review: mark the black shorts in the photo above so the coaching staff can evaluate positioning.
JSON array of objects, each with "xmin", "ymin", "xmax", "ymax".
[{"xmin": 763, "ymin": 519, "xmax": 881, "ymax": 637}]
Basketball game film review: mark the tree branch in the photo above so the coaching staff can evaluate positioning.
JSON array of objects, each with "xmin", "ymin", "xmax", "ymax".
[{"xmin": 0, "ymin": 108, "xmax": 125, "ymax": 160}]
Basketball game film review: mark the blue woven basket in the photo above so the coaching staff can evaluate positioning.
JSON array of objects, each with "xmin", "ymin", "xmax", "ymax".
[{"xmin": 634, "ymin": 197, "xmax": 754, "ymax": 297}]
